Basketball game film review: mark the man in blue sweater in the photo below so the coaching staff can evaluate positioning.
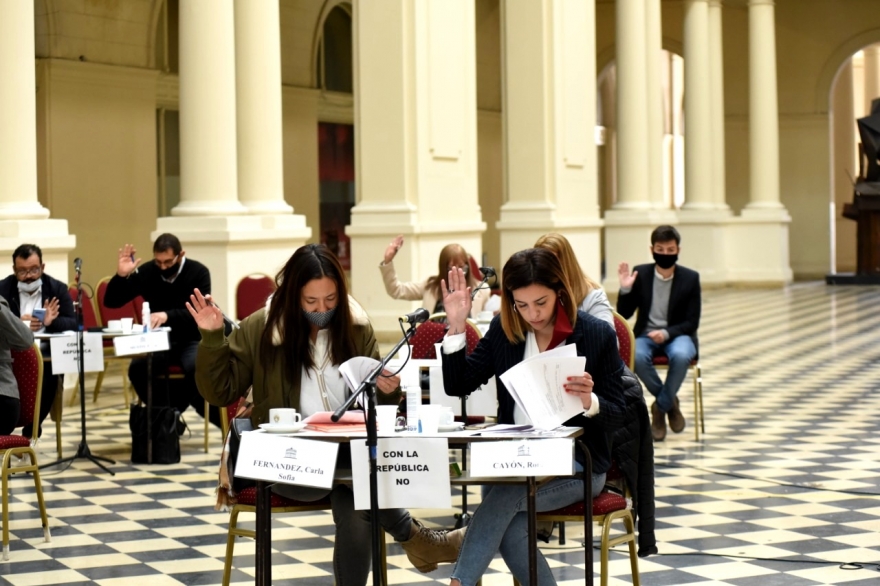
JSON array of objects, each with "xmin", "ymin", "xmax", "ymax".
[{"xmin": 617, "ymin": 226, "xmax": 701, "ymax": 441}]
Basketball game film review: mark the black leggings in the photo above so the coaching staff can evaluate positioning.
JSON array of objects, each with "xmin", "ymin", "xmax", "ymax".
[{"xmin": 0, "ymin": 395, "xmax": 21, "ymax": 435}]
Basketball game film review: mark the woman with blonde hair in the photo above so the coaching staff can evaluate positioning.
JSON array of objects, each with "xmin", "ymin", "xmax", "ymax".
[
  {"xmin": 535, "ymin": 232, "xmax": 614, "ymax": 327},
  {"xmin": 379, "ymin": 235, "xmax": 490, "ymax": 317}
]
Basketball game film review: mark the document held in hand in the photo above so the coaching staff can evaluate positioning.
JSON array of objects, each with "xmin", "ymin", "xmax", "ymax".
[
  {"xmin": 498, "ymin": 345, "xmax": 586, "ymax": 430},
  {"xmin": 339, "ymin": 356, "xmax": 382, "ymax": 395}
]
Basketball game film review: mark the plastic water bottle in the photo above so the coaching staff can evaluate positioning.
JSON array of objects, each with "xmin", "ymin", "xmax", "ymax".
[
  {"xmin": 142, "ymin": 301, "xmax": 151, "ymax": 332},
  {"xmin": 405, "ymin": 385, "xmax": 420, "ymax": 432}
]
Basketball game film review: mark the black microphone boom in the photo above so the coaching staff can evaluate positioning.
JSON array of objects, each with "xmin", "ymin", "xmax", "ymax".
[
  {"xmin": 74, "ymin": 257, "xmax": 82, "ymax": 272},
  {"xmin": 479, "ymin": 266, "xmax": 496, "ymax": 278},
  {"xmin": 399, "ymin": 308, "xmax": 430, "ymax": 324}
]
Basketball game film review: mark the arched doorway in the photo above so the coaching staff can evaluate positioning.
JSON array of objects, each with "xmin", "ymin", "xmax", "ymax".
[{"xmin": 829, "ymin": 43, "xmax": 880, "ymax": 273}]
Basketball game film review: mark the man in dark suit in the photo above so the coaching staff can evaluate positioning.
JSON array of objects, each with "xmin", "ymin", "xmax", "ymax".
[
  {"xmin": 0, "ymin": 244, "xmax": 77, "ymax": 438},
  {"xmin": 617, "ymin": 225, "xmax": 700, "ymax": 441}
]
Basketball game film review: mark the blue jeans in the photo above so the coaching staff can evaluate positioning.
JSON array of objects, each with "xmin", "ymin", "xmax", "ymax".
[
  {"xmin": 634, "ymin": 335, "xmax": 696, "ymax": 413},
  {"xmin": 452, "ymin": 465, "xmax": 605, "ymax": 586}
]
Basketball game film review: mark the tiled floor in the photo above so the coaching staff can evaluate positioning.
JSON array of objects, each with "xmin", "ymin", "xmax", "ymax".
[{"xmin": 4, "ymin": 282, "xmax": 880, "ymax": 585}]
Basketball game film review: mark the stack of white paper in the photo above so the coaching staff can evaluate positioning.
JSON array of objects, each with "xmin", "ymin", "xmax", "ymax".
[
  {"xmin": 498, "ymin": 345, "xmax": 586, "ymax": 430},
  {"xmin": 339, "ymin": 356, "xmax": 382, "ymax": 394}
]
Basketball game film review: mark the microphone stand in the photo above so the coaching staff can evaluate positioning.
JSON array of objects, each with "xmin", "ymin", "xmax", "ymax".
[
  {"xmin": 42, "ymin": 261, "xmax": 115, "ymax": 474},
  {"xmin": 331, "ymin": 320, "xmax": 420, "ymax": 586}
]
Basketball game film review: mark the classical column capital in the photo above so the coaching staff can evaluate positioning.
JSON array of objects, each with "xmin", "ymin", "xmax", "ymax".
[{"xmin": 747, "ymin": 0, "xmax": 775, "ymax": 6}]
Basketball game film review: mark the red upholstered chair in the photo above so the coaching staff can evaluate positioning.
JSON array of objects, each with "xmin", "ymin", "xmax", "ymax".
[
  {"xmin": 91, "ymin": 278, "xmax": 139, "ymax": 407},
  {"xmin": 513, "ymin": 461, "xmax": 640, "ymax": 586},
  {"xmin": 235, "ymin": 274, "xmax": 275, "ymax": 321},
  {"xmin": 410, "ymin": 313, "xmax": 480, "ymax": 360},
  {"xmin": 652, "ymin": 355, "xmax": 704, "ymax": 440},
  {"xmin": 2, "ymin": 343, "xmax": 52, "ymax": 560},
  {"xmin": 612, "ymin": 311, "xmax": 635, "ymax": 370}
]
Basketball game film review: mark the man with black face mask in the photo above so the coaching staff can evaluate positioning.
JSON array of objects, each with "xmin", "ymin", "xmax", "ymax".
[
  {"xmin": 105, "ymin": 233, "xmax": 219, "ymax": 427},
  {"xmin": 0, "ymin": 244, "xmax": 76, "ymax": 438},
  {"xmin": 616, "ymin": 225, "xmax": 701, "ymax": 441}
]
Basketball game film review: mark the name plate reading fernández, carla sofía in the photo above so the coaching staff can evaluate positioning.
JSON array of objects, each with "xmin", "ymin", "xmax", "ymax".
[
  {"xmin": 113, "ymin": 330, "xmax": 171, "ymax": 357},
  {"xmin": 235, "ymin": 432, "xmax": 339, "ymax": 489},
  {"xmin": 351, "ymin": 438, "xmax": 451, "ymax": 510},
  {"xmin": 470, "ymin": 438, "xmax": 574, "ymax": 477}
]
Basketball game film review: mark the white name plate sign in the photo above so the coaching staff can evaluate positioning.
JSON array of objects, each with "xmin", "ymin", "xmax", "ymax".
[
  {"xmin": 470, "ymin": 438, "xmax": 574, "ymax": 477},
  {"xmin": 113, "ymin": 330, "xmax": 171, "ymax": 356},
  {"xmin": 49, "ymin": 333, "xmax": 105, "ymax": 374},
  {"xmin": 351, "ymin": 438, "xmax": 451, "ymax": 510},
  {"xmin": 235, "ymin": 432, "xmax": 339, "ymax": 489}
]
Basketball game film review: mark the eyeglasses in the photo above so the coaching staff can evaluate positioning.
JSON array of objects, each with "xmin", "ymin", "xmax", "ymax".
[{"xmin": 15, "ymin": 268, "xmax": 41, "ymax": 278}]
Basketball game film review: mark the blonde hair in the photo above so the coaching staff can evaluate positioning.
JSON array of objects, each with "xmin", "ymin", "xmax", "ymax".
[
  {"xmin": 425, "ymin": 244, "xmax": 479, "ymax": 299},
  {"xmin": 534, "ymin": 233, "xmax": 601, "ymax": 306}
]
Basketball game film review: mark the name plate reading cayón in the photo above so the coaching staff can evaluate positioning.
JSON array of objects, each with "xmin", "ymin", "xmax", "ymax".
[
  {"xmin": 470, "ymin": 439, "xmax": 574, "ymax": 477},
  {"xmin": 113, "ymin": 330, "xmax": 171, "ymax": 356},
  {"xmin": 235, "ymin": 432, "xmax": 339, "ymax": 489},
  {"xmin": 351, "ymin": 438, "xmax": 451, "ymax": 510}
]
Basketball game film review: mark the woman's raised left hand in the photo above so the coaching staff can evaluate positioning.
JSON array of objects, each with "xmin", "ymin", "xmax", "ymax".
[{"xmin": 564, "ymin": 372, "xmax": 594, "ymax": 410}]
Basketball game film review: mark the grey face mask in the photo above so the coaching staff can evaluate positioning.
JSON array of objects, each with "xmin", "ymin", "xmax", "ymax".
[
  {"xmin": 17, "ymin": 278, "xmax": 42, "ymax": 294},
  {"xmin": 303, "ymin": 306, "xmax": 337, "ymax": 329}
]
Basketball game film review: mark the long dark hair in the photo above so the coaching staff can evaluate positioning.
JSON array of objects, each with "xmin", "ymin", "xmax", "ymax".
[
  {"xmin": 499, "ymin": 248, "xmax": 577, "ymax": 344},
  {"xmin": 260, "ymin": 244, "xmax": 357, "ymax": 381},
  {"xmin": 425, "ymin": 243, "xmax": 480, "ymax": 300}
]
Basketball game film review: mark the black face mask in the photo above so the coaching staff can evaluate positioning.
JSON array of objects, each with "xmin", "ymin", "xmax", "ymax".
[
  {"xmin": 653, "ymin": 252, "xmax": 678, "ymax": 270},
  {"xmin": 159, "ymin": 263, "xmax": 180, "ymax": 279}
]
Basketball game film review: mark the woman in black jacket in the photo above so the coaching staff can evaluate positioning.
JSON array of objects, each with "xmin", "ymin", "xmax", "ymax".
[{"xmin": 440, "ymin": 248, "xmax": 626, "ymax": 586}]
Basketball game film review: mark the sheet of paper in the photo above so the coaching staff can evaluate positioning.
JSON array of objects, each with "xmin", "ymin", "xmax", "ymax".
[
  {"xmin": 499, "ymin": 355, "xmax": 586, "ymax": 430},
  {"xmin": 339, "ymin": 356, "xmax": 382, "ymax": 394}
]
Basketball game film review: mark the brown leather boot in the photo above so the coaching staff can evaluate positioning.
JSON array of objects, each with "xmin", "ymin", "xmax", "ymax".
[
  {"xmin": 651, "ymin": 401, "xmax": 667, "ymax": 441},
  {"xmin": 400, "ymin": 520, "xmax": 466, "ymax": 573},
  {"xmin": 668, "ymin": 397, "xmax": 686, "ymax": 434}
]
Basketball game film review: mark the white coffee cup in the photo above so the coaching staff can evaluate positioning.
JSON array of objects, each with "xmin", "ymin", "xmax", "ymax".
[
  {"xmin": 107, "ymin": 319, "xmax": 122, "ymax": 331},
  {"xmin": 418, "ymin": 404, "xmax": 442, "ymax": 434},
  {"xmin": 120, "ymin": 317, "xmax": 134, "ymax": 334},
  {"xmin": 268, "ymin": 408, "xmax": 301, "ymax": 426},
  {"xmin": 375, "ymin": 405, "xmax": 399, "ymax": 433},
  {"xmin": 439, "ymin": 407, "xmax": 455, "ymax": 426}
]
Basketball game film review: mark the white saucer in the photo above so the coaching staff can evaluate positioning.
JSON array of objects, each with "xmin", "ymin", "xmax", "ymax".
[
  {"xmin": 438, "ymin": 422, "xmax": 465, "ymax": 432},
  {"xmin": 102, "ymin": 328, "xmax": 123, "ymax": 334},
  {"xmin": 259, "ymin": 422, "xmax": 306, "ymax": 433}
]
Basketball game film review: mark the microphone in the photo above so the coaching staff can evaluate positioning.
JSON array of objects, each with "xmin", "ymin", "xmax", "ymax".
[
  {"xmin": 479, "ymin": 266, "xmax": 496, "ymax": 278},
  {"xmin": 74, "ymin": 258, "xmax": 82, "ymax": 272},
  {"xmin": 399, "ymin": 308, "xmax": 429, "ymax": 324}
]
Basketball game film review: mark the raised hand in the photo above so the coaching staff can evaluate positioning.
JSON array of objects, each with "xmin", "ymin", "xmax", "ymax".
[
  {"xmin": 186, "ymin": 288, "xmax": 224, "ymax": 331},
  {"xmin": 618, "ymin": 262, "xmax": 638, "ymax": 290},
  {"xmin": 442, "ymin": 267, "xmax": 472, "ymax": 335},
  {"xmin": 43, "ymin": 297, "xmax": 60, "ymax": 326},
  {"xmin": 117, "ymin": 244, "xmax": 141, "ymax": 277},
  {"xmin": 383, "ymin": 235, "xmax": 405, "ymax": 264}
]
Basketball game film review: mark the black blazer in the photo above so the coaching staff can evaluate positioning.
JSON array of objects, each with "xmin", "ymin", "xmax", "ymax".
[
  {"xmin": 441, "ymin": 311, "xmax": 626, "ymax": 475},
  {"xmin": 0, "ymin": 273, "xmax": 77, "ymax": 333},
  {"xmin": 616, "ymin": 263, "xmax": 701, "ymax": 356}
]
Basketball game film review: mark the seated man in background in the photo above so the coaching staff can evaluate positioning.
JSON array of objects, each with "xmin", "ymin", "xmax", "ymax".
[
  {"xmin": 105, "ymin": 233, "xmax": 219, "ymax": 426},
  {"xmin": 617, "ymin": 225, "xmax": 700, "ymax": 441},
  {"xmin": 0, "ymin": 244, "xmax": 76, "ymax": 439}
]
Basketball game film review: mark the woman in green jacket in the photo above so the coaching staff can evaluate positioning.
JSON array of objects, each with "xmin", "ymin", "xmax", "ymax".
[{"xmin": 188, "ymin": 244, "xmax": 461, "ymax": 585}]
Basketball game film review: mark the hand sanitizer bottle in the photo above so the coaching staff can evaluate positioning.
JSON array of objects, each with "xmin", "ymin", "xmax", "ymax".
[{"xmin": 142, "ymin": 301, "xmax": 151, "ymax": 332}]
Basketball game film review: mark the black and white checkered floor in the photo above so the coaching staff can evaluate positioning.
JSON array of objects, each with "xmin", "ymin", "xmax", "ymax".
[{"xmin": 4, "ymin": 282, "xmax": 880, "ymax": 585}]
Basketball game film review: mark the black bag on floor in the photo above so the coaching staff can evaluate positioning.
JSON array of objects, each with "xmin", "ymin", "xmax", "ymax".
[{"xmin": 130, "ymin": 405, "xmax": 186, "ymax": 464}]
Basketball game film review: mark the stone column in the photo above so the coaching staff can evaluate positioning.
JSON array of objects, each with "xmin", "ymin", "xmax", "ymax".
[
  {"xmin": 349, "ymin": 0, "xmax": 483, "ymax": 337},
  {"xmin": 646, "ymin": 0, "xmax": 666, "ymax": 209},
  {"xmin": 496, "ymin": 0, "xmax": 602, "ymax": 278},
  {"xmin": 157, "ymin": 0, "xmax": 309, "ymax": 313},
  {"xmin": 234, "ymin": 0, "xmax": 292, "ymax": 214},
  {"xmin": 614, "ymin": 0, "xmax": 650, "ymax": 210},
  {"xmin": 681, "ymin": 0, "xmax": 713, "ymax": 210},
  {"xmin": 727, "ymin": 0, "xmax": 791, "ymax": 284},
  {"xmin": 708, "ymin": 0, "xmax": 730, "ymax": 210},
  {"xmin": 0, "ymin": 0, "xmax": 74, "ymax": 280}
]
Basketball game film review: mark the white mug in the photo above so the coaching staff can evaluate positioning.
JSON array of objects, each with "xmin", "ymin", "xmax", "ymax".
[
  {"xmin": 269, "ymin": 408, "xmax": 301, "ymax": 426},
  {"xmin": 107, "ymin": 319, "xmax": 122, "ymax": 331}
]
